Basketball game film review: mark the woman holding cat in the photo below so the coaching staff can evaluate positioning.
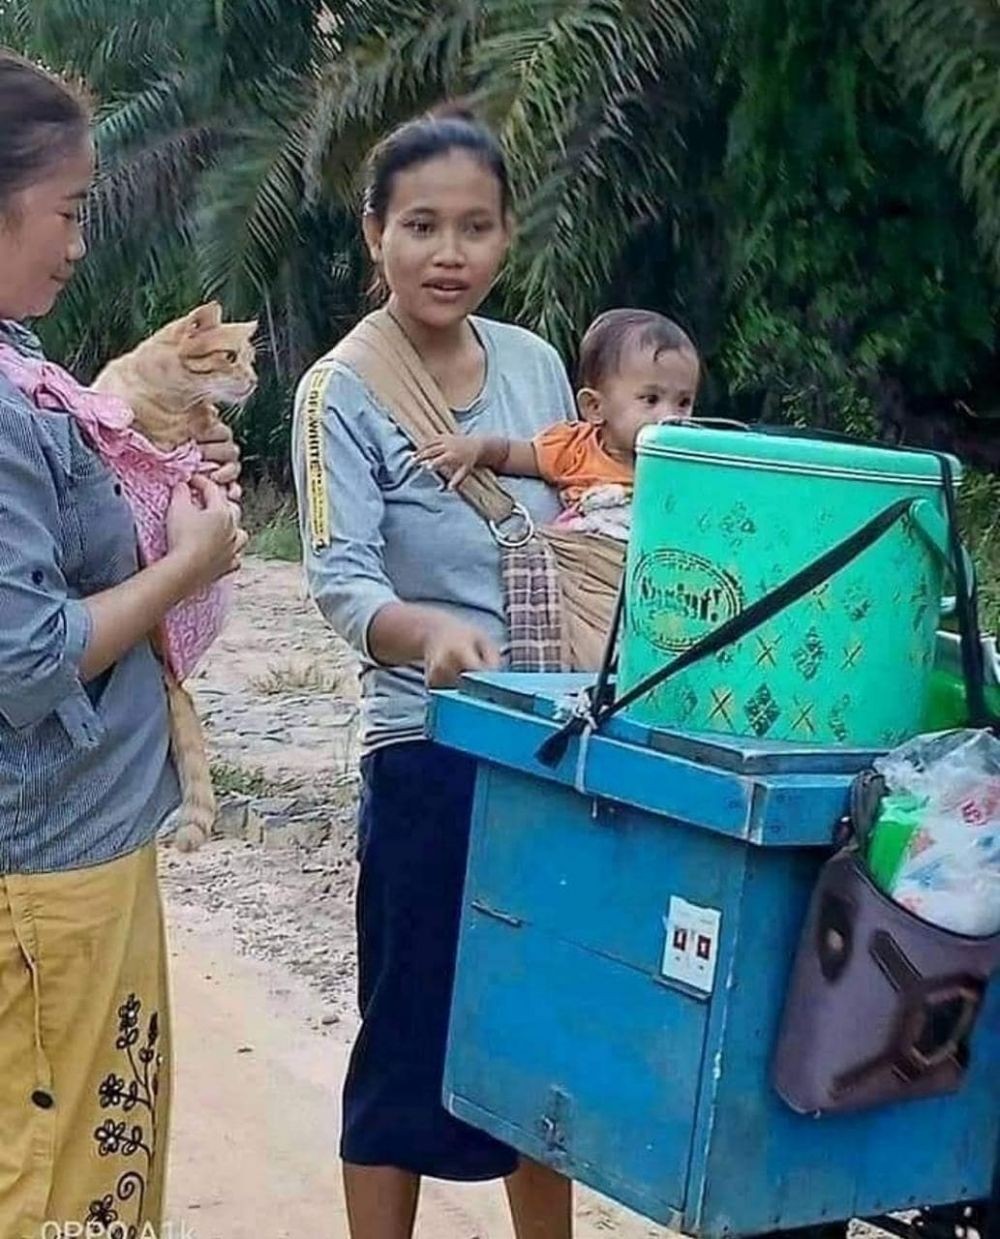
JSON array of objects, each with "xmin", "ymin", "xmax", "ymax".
[
  {"xmin": 293, "ymin": 111, "xmax": 575, "ymax": 1238},
  {"xmin": 0, "ymin": 52, "xmax": 245, "ymax": 1237}
]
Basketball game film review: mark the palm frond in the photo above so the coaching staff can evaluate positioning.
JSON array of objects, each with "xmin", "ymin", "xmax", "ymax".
[
  {"xmin": 302, "ymin": 0, "xmax": 482, "ymax": 203},
  {"xmin": 872, "ymin": 0, "xmax": 1000, "ymax": 276},
  {"xmin": 18, "ymin": 0, "xmax": 203, "ymax": 84},
  {"xmin": 214, "ymin": 0, "xmax": 323, "ymax": 92},
  {"xmin": 87, "ymin": 126, "xmax": 227, "ymax": 245},
  {"xmin": 501, "ymin": 87, "xmax": 687, "ymax": 347},
  {"xmin": 94, "ymin": 71, "xmax": 199, "ymax": 160},
  {"xmin": 198, "ymin": 118, "xmax": 310, "ymax": 311},
  {"xmin": 478, "ymin": 0, "xmax": 697, "ymax": 345},
  {"xmin": 0, "ymin": 0, "xmax": 33, "ymax": 49},
  {"xmin": 475, "ymin": 0, "xmax": 695, "ymax": 134}
]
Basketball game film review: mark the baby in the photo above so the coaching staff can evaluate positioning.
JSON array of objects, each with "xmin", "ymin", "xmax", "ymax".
[{"xmin": 417, "ymin": 308, "xmax": 701, "ymax": 541}]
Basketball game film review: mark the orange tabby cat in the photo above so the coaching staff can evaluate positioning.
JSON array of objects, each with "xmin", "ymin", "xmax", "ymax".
[{"xmin": 93, "ymin": 302, "xmax": 258, "ymax": 852}]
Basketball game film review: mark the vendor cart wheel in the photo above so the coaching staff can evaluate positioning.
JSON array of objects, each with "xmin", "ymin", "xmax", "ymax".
[
  {"xmin": 749, "ymin": 1222, "xmax": 849, "ymax": 1239},
  {"xmin": 747, "ymin": 1206, "xmax": 991, "ymax": 1239},
  {"xmin": 862, "ymin": 1201, "xmax": 990, "ymax": 1239},
  {"xmin": 908, "ymin": 1200, "xmax": 990, "ymax": 1239}
]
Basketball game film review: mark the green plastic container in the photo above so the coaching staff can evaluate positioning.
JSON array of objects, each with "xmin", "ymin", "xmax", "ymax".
[
  {"xmin": 618, "ymin": 425, "xmax": 960, "ymax": 747},
  {"xmin": 865, "ymin": 792, "xmax": 925, "ymax": 891},
  {"xmin": 922, "ymin": 631, "xmax": 1000, "ymax": 731}
]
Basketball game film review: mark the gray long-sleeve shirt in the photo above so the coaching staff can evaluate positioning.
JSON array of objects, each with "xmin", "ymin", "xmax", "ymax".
[
  {"xmin": 292, "ymin": 317, "xmax": 576, "ymax": 752},
  {"xmin": 0, "ymin": 321, "xmax": 178, "ymax": 873}
]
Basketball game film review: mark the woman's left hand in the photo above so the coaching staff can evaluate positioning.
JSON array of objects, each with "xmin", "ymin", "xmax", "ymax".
[{"xmin": 196, "ymin": 419, "xmax": 242, "ymax": 501}]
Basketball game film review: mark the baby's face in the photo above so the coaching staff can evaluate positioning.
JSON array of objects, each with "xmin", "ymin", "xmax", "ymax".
[{"xmin": 593, "ymin": 345, "xmax": 700, "ymax": 459}]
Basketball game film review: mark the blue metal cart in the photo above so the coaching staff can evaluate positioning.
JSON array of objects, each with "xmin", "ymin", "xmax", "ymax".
[{"xmin": 429, "ymin": 672, "xmax": 1000, "ymax": 1239}]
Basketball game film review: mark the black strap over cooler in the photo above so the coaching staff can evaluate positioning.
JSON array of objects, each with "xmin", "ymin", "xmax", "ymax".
[{"xmin": 529, "ymin": 422, "xmax": 1000, "ymax": 1239}]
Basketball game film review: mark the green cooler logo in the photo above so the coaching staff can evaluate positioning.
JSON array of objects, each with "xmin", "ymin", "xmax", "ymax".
[{"xmin": 631, "ymin": 549, "xmax": 744, "ymax": 654}]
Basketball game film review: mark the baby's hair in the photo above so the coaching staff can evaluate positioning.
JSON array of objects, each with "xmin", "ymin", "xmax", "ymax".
[{"xmin": 578, "ymin": 309, "xmax": 696, "ymax": 389}]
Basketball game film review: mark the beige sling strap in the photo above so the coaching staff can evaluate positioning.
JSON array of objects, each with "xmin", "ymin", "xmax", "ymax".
[
  {"xmin": 326, "ymin": 310, "xmax": 624, "ymax": 671},
  {"xmin": 330, "ymin": 310, "xmax": 534, "ymax": 542},
  {"xmin": 543, "ymin": 525, "xmax": 624, "ymax": 672}
]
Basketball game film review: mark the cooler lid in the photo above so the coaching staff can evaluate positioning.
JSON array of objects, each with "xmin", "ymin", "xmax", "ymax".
[
  {"xmin": 429, "ymin": 672, "xmax": 873, "ymax": 847},
  {"xmin": 456, "ymin": 671, "xmax": 882, "ymax": 776},
  {"xmin": 636, "ymin": 423, "xmax": 959, "ymax": 486}
]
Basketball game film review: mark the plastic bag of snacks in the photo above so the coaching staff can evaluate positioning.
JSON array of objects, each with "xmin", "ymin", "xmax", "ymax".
[{"xmin": 867, "ymin": 729, "xmax": 1000, "ymax": 936}]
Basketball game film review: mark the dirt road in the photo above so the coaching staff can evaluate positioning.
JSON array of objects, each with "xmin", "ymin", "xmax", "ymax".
[
  {"xmin": 164, "ymin": 902, "xmax": 661, "ymax": 1239},
  {"xmin": 160, "ymin": 558, "xmax": 663, "ymax": 1239}
]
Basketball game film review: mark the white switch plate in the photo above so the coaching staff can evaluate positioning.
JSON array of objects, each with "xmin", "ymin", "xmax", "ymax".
[{"xmin": 661, "ymin": 897, "xmax": 722, "ymax": 995}]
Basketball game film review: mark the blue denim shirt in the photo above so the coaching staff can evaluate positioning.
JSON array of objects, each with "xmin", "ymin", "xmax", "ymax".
[{"xmin": 0, "ymin": 321, "xmax": 178, "ymax": 874}]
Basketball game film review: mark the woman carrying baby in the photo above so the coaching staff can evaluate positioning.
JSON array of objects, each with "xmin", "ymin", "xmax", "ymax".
[
  {"xmin": 0, "ymin": 53, "xmax": 246, "ymax": 1236},
  {"xmin": 293, "ymin": 109, "xmax": 578, "ymax": 1237}
]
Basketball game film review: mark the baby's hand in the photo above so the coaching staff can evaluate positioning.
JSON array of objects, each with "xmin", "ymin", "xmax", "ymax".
[{"xmin": 415, "ymin": 435, "xmax": 481, "ymax": 489}]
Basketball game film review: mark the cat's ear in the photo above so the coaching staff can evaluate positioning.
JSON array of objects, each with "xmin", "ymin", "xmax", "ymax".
[
  {"xmin": 184, "ymin": 302, "xmax": 224, "ymax": 336},
  {"xmin": 239, "ymin": 319, "xmax": 259, "ymax": 340}
]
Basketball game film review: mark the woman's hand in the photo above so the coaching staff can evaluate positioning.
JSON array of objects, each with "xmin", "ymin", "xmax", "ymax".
[
  {"xmin": 415, "ymin": 434, "xmax": 482, "ymax": 490},
  {"xmin": 166, "ymin": 475, "xmax": 248, "ymax": 594},
  {"xmin": 367, "ymin": 602, "xmax": 500, "ymax": 683},
  {"xmin": 196, "ymin": 418, "xmax": 242, "ymax": 500},
  {"xmin": 422, "ymin": 615, "xmax": 501, "ymax": 687},
  {"xmin": 80, "ymin": 475, "xmax": 249, "ymax": 681}
]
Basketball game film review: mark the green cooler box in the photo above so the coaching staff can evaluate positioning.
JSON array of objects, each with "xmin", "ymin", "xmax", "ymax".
[{"xmin": 618, "ymin": 426, "xmax": 959, "ymax": 748}]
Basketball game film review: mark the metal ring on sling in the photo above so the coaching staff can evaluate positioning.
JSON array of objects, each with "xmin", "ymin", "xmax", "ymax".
[{"xmin": 489, "ymin": 501, "xmax": 536, "ymax": 549}]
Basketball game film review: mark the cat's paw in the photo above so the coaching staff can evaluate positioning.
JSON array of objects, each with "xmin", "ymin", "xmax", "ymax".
[{"xmin": 172, "ymin": 822, "xmax": 209, "ymax": 853}]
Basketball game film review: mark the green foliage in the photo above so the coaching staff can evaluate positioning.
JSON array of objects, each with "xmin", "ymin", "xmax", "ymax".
[
  {"xmin": 3, "ymin": 0, "xmax": 999, "ymax": 463},
  {"xmin": 241, "ymin": 475, "xmax": 303, "ymax": 561},
  {"xmin": 719, "ymin": 0, "xmax": 997, "ymax": 431},
  {"xmin": 210, "ymin": 759, "xmax": 284, "ymax": 798},
  {"xmin": 478, "ymin": 0, "xmax": 697, "ymax": 348},
  {"xmin": 958, "ymin": 471, "xmax": 1000, "ymax": 634},
  {"xmin": 872, "ymin": 0, "xmax": 1000, "ymax": 281},
  {"xmin": 249, "ymin": 514, "xmax": 303, "ymax": 563}
]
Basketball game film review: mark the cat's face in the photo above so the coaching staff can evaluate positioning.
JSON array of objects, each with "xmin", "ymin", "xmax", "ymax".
[{"xmin": 145, "ymin": 302, "xmax": 259, "ymax": 407}]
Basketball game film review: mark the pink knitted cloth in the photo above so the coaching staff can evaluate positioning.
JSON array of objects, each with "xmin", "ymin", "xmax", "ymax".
[{"xmin": 0, "ymin": 344, "xmax": 231, "ymax": 681}]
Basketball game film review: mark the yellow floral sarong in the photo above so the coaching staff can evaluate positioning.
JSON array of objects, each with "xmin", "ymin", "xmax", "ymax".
[{"xmin": 0, "ymin": 842, "xmax": 171, "ymax": 1239}]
